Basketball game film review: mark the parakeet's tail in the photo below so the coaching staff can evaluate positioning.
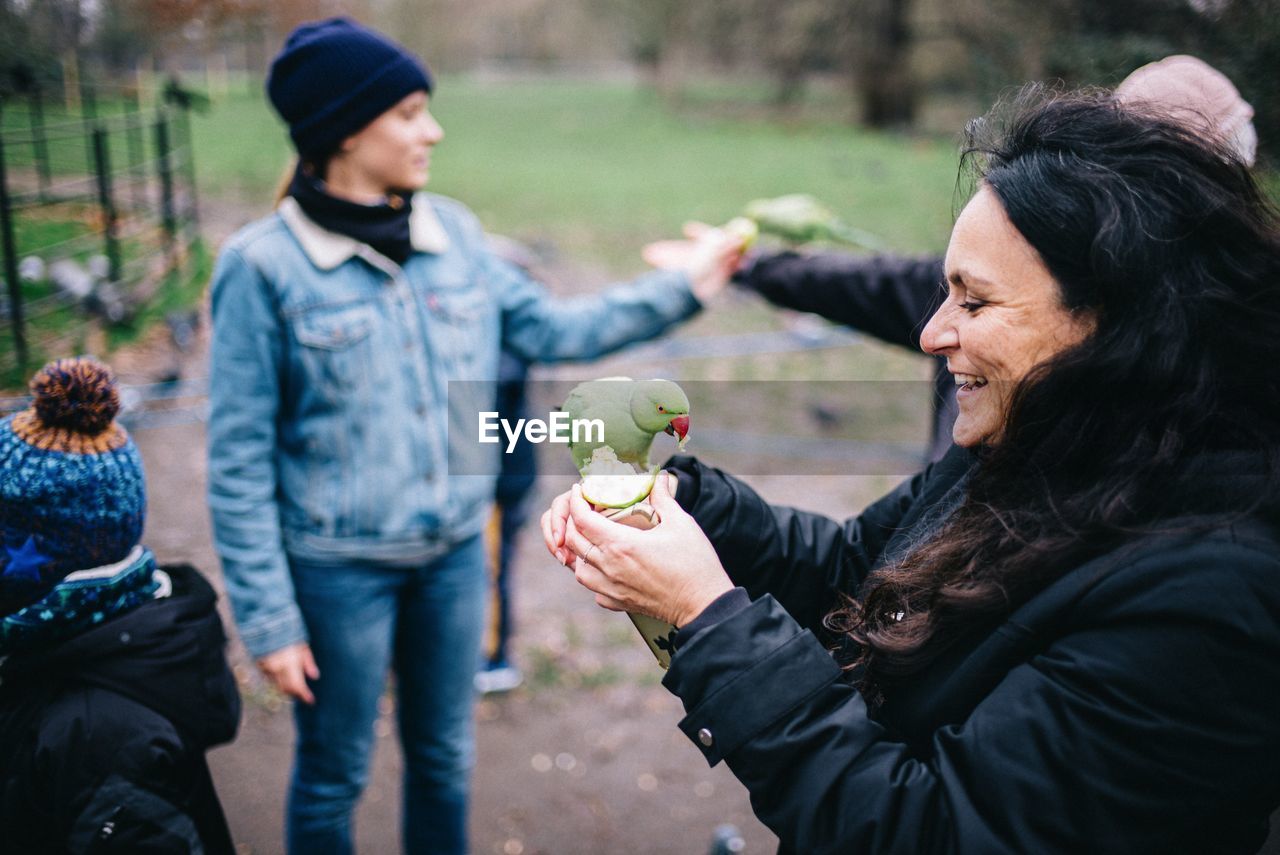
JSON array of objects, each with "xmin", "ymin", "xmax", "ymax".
[{"xmin": 824, "ymin": 220, "xmax": 889, "ymax": 252}]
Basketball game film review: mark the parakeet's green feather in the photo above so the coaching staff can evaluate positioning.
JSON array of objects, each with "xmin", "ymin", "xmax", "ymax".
[
  {"xmin": 743, "ymin": 193, "xmax": 886, "ymax": 252},
  {"xmin": 563, "ymin": 377, "xmax": 689, "ymax": 472}
]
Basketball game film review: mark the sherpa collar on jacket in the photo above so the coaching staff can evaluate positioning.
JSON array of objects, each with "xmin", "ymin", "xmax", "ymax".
[{"xmin": 278, "ymin": 192, "xmax": 450, "ymax": 270}]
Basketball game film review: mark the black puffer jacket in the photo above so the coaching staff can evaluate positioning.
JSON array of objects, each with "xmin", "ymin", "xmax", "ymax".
[
  {"xmin": 663, "ymin": 448, "xmax": 1280, "ymax": 855},
  {"xmin": 0, "ymin": 564, "xmax": 240, "ymax": 854}
]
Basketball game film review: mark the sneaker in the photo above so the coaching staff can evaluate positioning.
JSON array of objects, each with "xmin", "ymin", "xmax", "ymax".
[
  {"xmin": 474, "ymin": 661, "xmax": 523, "ymax": 694},
  {"xmin": 708, "ymin": 824, "xmax": 745, "ymax": 855}
]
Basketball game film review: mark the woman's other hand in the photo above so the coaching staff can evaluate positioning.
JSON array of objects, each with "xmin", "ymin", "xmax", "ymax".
[
  {"xmin": 644, "ymin": 221, "xmax": 745, "ymax": 304},
  {"xmin": 257, "ymin": 642, "xmax": 321, "ymax": 705},
  {"xmin": 541, "ymin": 473, "xmax": 732, "ymax": 627}
]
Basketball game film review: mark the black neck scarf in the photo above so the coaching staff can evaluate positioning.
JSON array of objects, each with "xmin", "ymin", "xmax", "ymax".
[{"xmin": 288, "ymin": 162, "xmax": 415, "ymax": 265}]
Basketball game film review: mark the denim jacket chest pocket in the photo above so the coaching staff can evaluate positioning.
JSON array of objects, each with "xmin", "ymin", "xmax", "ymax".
[
  {"xmin": 425, "ymin": 275, "xmax": 497, "ymax": 380},
  {"xmin": 288, "ymin": 301, "xmax": 380, "ymax": 396}
]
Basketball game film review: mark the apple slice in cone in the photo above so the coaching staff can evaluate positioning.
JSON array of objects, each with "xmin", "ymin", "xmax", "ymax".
[{"xmin": 579, "ymin": 447, "xmax": 659, "ymax": 510}]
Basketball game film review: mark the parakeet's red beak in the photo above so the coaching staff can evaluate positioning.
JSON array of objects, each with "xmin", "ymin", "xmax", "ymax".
[{"xmin": 665, "ymin": 415, "xmax": 690, "ymax": 440}]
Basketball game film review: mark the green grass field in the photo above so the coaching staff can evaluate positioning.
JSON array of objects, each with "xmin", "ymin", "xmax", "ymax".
[{"xmin": 192, "ymin": 76, "xmax": 962, "ymax": 269}]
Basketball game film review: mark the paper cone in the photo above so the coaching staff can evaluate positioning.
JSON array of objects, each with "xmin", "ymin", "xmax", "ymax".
[{"xmin": 596, "ymin": 499, "xmax": 679, "ymax": 669}]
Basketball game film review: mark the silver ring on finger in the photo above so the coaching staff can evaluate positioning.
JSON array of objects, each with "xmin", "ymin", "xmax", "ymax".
[{"xmin": 583, "ymin": 543, "xmax": 600, "ymax": 565}]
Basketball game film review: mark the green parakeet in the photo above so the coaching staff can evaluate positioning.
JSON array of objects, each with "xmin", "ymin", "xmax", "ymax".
[
  {"xmin": 563, "ymin": 378, "xmax": 688, "ymax": 664},
  {"xmin": 562, "ymin": 377, "xmax": 690, "ymax": 473},
  {"xmin": 743, "ymin": 193, "xmax": 887, "ymax": 251}
]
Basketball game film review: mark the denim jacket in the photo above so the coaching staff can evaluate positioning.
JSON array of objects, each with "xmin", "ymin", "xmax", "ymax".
[{"xmin": 207, "ymin": 193, "xmax": 701, "ymax": 658}]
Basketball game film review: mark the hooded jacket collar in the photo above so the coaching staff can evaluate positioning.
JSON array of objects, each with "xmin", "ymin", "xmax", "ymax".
[
  {"xmin": 0, "ymin": 546, "xmax": 163, "ymax": 658},
  {"xmin": 0, "ymin": 564, "xmax": 240, "ymax": 749}
]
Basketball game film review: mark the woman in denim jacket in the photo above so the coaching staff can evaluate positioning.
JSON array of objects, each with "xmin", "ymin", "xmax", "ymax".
[{"xmin": 206, "ymin": 18, "xmax": 739, "ymax": 855}]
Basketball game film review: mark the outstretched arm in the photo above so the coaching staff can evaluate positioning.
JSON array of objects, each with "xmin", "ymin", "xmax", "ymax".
[
  {"xmin": 737, "ymin": 250, "xmax": 945, "ymax": 352},
  {"xmin": 483, "ymin": 219, "xmax": 742, "ymax": 363}
]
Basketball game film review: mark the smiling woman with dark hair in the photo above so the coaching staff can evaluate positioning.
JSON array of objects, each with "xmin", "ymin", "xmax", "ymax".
[{"xmin": 543, "ymin": 86, "xmax": 1280, "ymax": 853}]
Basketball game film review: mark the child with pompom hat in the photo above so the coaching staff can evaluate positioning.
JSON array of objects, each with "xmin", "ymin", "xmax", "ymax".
[{"xmin": 0, "ymin": 356, "xmax": 240, "ymax": 854}]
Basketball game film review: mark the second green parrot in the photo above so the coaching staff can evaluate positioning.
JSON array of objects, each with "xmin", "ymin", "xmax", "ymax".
[{"xmin": 743, "ymin": 193, "xmax": 886, "ymax": 251}]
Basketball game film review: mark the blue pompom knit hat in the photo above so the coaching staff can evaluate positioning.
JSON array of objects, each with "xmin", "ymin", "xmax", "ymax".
[
  {"xmin": 267, "ymin": 16, "xmax": 433, "ymax": 160},
  {"xmin": 0, "ymin": 357, "xmax": 146, "ymax": 618}
]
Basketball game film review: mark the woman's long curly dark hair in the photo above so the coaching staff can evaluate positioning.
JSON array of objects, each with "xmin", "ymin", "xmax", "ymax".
[{"xmin": 827, "ymin": 86, "xmax": 1280, "ymax": 703}]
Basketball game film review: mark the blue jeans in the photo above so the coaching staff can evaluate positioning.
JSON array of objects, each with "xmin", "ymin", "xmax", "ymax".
[{"xmin": 286, "ymin": 536, "xmax": 486, "ymax": 855}]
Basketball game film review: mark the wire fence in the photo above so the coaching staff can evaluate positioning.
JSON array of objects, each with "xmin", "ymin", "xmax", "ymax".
[{"xmin": 0, "ymin": 77, "xmax": 203, "ymax": 375}]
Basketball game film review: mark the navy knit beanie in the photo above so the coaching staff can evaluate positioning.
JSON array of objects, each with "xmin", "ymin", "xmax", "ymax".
[
  {"xmin": 267, "ymin": 17, "xmax": 433, "ymax": 160},
  {"xmin": 0, "ymin": 357, "xmax": 145, "ymax": 615}
]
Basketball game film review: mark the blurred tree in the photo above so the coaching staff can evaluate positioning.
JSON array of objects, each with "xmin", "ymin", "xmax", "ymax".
[
  {"xmin": 1015, "ymin": 0, "xmax": 1277, "ymax": 161},
  {"xmin": 267, "ymin": 0, "xmax": 343, "ymax": 33},
  {"xmin": 387, "ymin": 0, "xmax": 464, "ymax": 70},
  {"xmin": 25, "ymin": 0, "xmax": 88, "ymax": 57},
  {"xmin": 6, "ymin": 0, "xmax": 1265, "ymax": 162},
  {"xmin": 752, "ymin": 0, "xmax": 843, "ymax": 107},
  {"xmin": 94, "ymin": 0, "xmax": 160, "ymax": 72},
  {"xmin": 125, "ymin": 0, "xmax": 273, "ymax": 68},
  {"xmin": 0, "ymin": 1, "xmax": 57, "ymax": 95},
  {"xmin": 695, "ymin": 0, "xmax": 750, "ymax": 69},
  {"xmin": 603, "ymin": 0, "xmax": 690, "ymax": 93},
  {"xmin": 0, "ymin": 0, "xmax": 86, "ymax": 97},
  {"xmin": 1198, "ymin": 0, "xmax": 1280, "ymax": 163},
  {"xmin": 938, "ymin": 0, "xmax": 1277, "ymax": 160},
  {"xmin": 851, "ymin": 0, "xmax": 918, "ymax": 126},
  {"xmin": 1036, "ymin": 0, "xmax": 1198, "ymax": 83},
  {"xmin": 941, "ymin": 0, "xmax": 1054, "ymax": 96}
]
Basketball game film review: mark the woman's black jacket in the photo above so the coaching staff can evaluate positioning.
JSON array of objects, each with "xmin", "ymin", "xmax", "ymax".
[
  {"xmin": 662, "ymin": 448, "xmax": 1280, "ymax": 855},
  {"xmin": 0, "ymin": 564, "xmax": 241, "ymax": 854}
]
